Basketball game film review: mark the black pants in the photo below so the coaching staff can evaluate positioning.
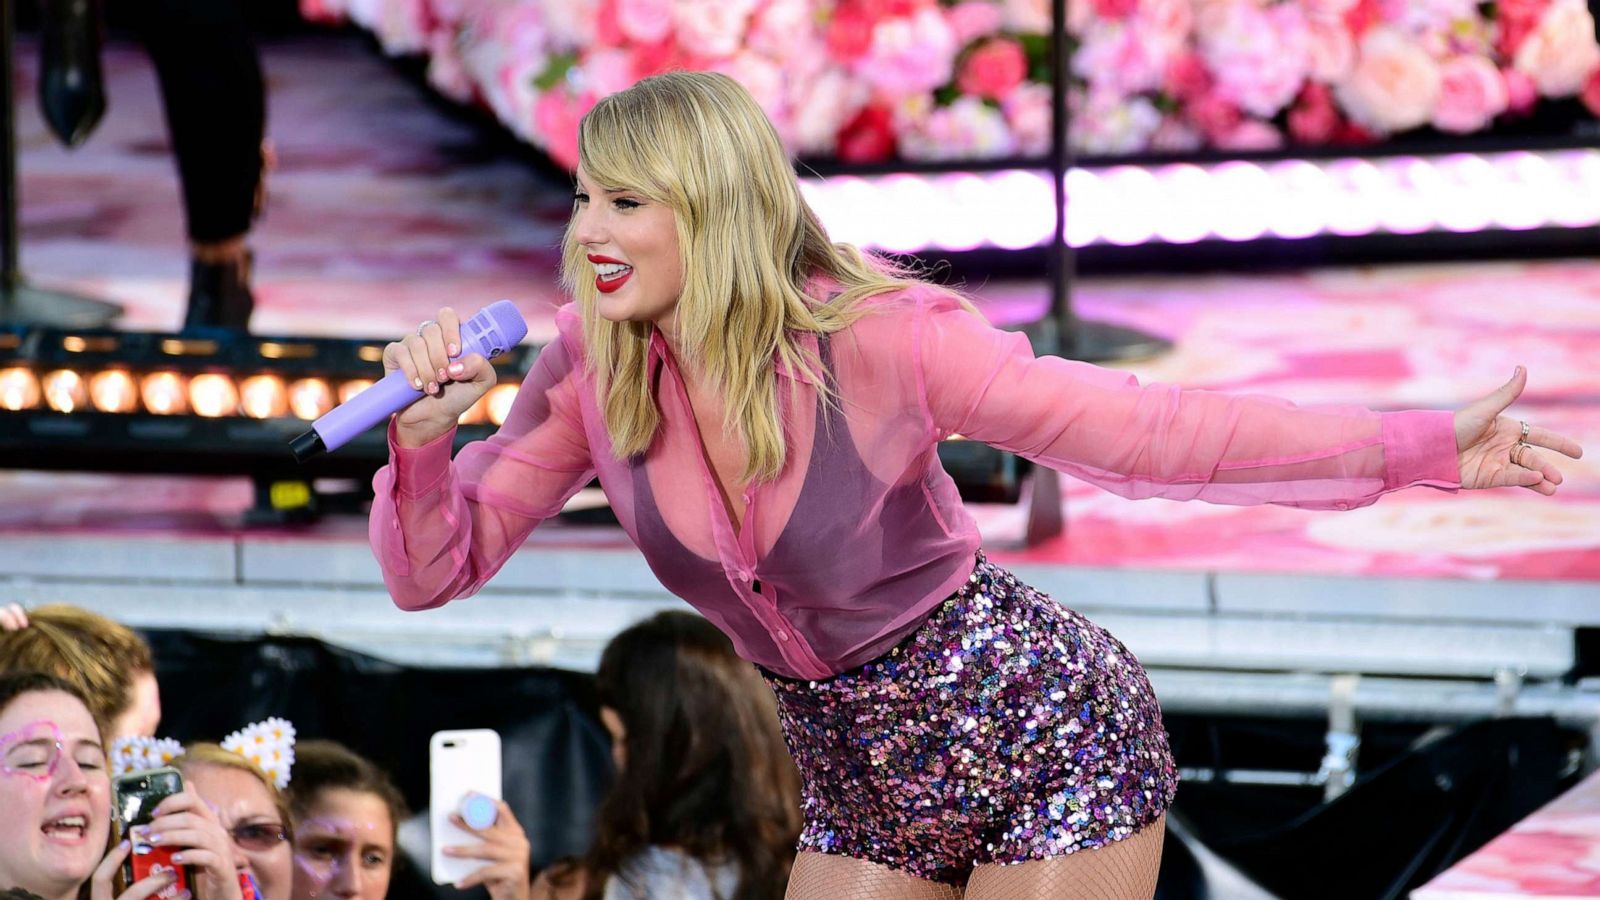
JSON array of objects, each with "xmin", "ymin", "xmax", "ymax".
[{"xmin": 130, "ymin": 0, "xmax": 264, "ymax": 244}]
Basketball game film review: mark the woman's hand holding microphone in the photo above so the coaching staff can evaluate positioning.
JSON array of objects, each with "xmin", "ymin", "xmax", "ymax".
[{"xmin": 384, "ymin": 307, "xmax": 498, "ymax": 448}]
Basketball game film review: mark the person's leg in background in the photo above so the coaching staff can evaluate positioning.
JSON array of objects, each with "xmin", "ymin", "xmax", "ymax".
[{"xmin": 129, "ymin": 0, "xmax": 266, "ymax": 331}]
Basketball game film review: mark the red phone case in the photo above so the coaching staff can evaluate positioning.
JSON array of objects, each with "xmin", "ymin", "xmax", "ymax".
[{"xmin": 125, "ymin": 841, "xmax": 191, "ymax": 900}]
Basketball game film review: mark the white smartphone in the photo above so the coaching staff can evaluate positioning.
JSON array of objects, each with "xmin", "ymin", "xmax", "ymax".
[{"xmin": 429, "ymin": 728, "xmax": 503, "ymax": 885}]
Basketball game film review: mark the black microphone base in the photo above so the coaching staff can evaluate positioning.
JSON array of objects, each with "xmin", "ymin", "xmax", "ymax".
[{"xmin": 289, "ymin": 430, "xmax": 326, "ymax": 463}]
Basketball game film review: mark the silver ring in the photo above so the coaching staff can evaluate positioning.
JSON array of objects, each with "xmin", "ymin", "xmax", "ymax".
[
  {"xmin": 1512, "ymin": 441, "xmax": 1531, "ymax": 467},
  {"xmin": 416, "ymin": 319, "xmax": 437, "ymax": 338},
  {"xmin": 1520, "ymin": 420, "xmax": 1531, "ymax": 442}
]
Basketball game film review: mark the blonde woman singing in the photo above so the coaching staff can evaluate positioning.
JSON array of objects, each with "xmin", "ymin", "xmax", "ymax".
[{"xmin": 368, "ymin": 72, "xmax": 1583, "ymax": 899}]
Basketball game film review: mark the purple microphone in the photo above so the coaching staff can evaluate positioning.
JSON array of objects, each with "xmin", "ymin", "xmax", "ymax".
[{"xmin": 289, "ymin": 300, "xmax": 529, "ymax": 462}]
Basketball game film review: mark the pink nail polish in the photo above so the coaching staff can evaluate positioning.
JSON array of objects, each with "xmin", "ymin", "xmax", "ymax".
[
  {"xmin": 448, "ymin": 362, "xmax": 464, "ymax": 376},
  {"xmin": 448, "ymin": 343, "xmax": 460, "ymax": 356}
]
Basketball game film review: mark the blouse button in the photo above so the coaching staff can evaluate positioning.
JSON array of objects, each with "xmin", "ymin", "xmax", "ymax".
[
  {"xmin": 736, "ymin": 570, "xmax": 752, "ymax": 583},
  {"xmin": 777, "ymin": 630, "xmax": 791, "ymax": 642}
]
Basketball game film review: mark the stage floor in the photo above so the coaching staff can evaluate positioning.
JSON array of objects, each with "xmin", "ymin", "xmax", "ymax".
[{"xmin": 3, "ymin": 36, "xmax": 1598, "ymax": 672}]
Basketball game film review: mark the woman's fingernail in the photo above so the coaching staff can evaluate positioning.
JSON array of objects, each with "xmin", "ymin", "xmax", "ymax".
[
  {"xmin": 427, "ymin": 381, "xmax": 438, "ymax": 395},
  {"xmin": 437, "ymin": 368, "xmax": 447, "ymax": 381},
  {"xmin": 413, "ymin": 377, "xmax": 423, "ymax": 389},
  {"xmin": 170, "ymin": 852, "xmax": 185, "ymax": 864},
  {"xmin": 448, "ymin": 343, "xmax": 460, "ymax": 356},
  {"xmin": 448, "ymin": 362, "xmax": 464, "ymax": 376},
  {"xmin": 147, "ymin": 832, "xmax": 161, "ymax": 844}
]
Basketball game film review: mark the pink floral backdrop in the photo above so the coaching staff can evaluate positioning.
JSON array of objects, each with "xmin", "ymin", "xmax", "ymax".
[{"xmin": 301, "ymin": 0, "xmax": 1600, "ymax": 166}]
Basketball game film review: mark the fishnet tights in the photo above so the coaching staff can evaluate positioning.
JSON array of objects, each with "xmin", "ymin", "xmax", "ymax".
[{"xmin": 784, "ymin": 815, "xmax": 1165, "ymax": 900}]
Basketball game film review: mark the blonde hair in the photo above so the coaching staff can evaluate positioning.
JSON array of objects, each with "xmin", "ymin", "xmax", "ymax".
[
  {"xmin": 0, "ymin": 604, "xmax": 153, "ymax": 734},
  {"xmin": 560, "ymin": 71, "xmax": 930, "ymax": 483},
  {"xmin": 176, "ymin": 742, "xmax": 294, "ymax": 837}
]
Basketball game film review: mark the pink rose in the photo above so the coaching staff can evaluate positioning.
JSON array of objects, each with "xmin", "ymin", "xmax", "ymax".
[
  {"xmin": 1163, "ymin": 52, "xmax": 1212, "ymax": 102},
  {"xmin": 1216, "ymin": 120, "xmax": 1283, "ymax": 151},
  {"xmin": 1513, "ymin": 0, "xmax": 1600, "ymax": 97},
  {"xmin": 1495, "ymin": 0, "xmax": 1550, "ymax": 58},
  {"xmin": 539, "ymin": 0, "xmax": 599, "ymax": 48},
  {"xmin": 674, "ymin": 0, "xmax": 757, "ymax": 59},
  {"xmin": 1091, "ymin": 0, "xmax": 1138, "ymax": 21},
  {"xmin": 710, "ymin": 52, "xmax": 786, "ymax": 122},
  {"xmin": 1432, "ymin": 55, "xmax": 1508, "ymax": 133},
  {"xmin": 1335, "ymin": 28, "xmax": 1441, "ymax": 134},
  {"xmin": 1501, "ymin": 67, "xmax": 1539, "ymax": 114},
  {"xmin": 900, "ymin": 97, "xmax": 1016, "ymax": 161},
  {"xmin": 1003, "ymin": 0, "xmax": 1052, "ymax": 33},
  {"xmin": 1584, "ymin": 68, "xmax": 1600, "ymax": 116},
  {"xmin": 1136, "ymin": 0, "xmax": 1195, "ymax": 47},
  {"xmin": 947, "ymin": 2, "xmax": 1005, "ymax": 43},
  {"xmin": 750, "ymin": 0, "xmax": 818, "ymax": 62},
  {"xmin": 534, "ymin": 87, "xmax": 595, "ymax": 171},
  {"xmin": 1288, "ymin": 83, "xmax": 1341, "ymax": 143},
  {"xmin": 836, "ymin": 104, "xmax": 898, "ymax": 162},
  {"xmin": 1149, "ymin": 117, "xmax": 1204, "ymax": 153},
  {"xmin": 855, "ymin": 8, "xmax": 959, "ymax": 98},
  {"xmin": 959, "ymin": 39, "xmax": 1029, "ymax": 100},
  {"xmin": 827, "ymin": 4, "xmax": 876, "ymax": 62},
  {"xmin": 1002, "ymin": 81, "xmax": 1053, "ymax": 155},
  {"xmin": 1072, "ymin": 90, "xmax": 1162, "ymax": 155},
  {"xmin": 1341, "ymin": 0, "xmax": 1382, "ymax": 36},
  {"xmin": 569, "ymin": 49, "xmax": 633, "ymax": 98},
  {"xmin": 1076, "ymin": 23, "xmax": 1169, "ymax": 95},
  {"xmin": 1306, "ymin": 19, "xmax": 1355, "ymax": 81},
  {"xmin": 1185, "ymin": 93, "xmax": 1242, "ymax": 143},
  {"xmin": 616, "ymin": 0, "xmax": 673, "ymax": 44},
  {"xmin": 791, "ymin": 68, "xmax": 870, "ymax": 155},
  {"xmin": 630, "ymin": 39, "xmax": 705, "ymax": 81},
  {"xmin": 426, "ymin": 30, "xmax": 474, "ymax": 103},
  {"xmin": 1199, "ymin": 1, "xmax": 1311, "ymax": 118}
]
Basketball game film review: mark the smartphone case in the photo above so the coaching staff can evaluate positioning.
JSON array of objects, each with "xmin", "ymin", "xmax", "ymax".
[{"xmin": 429, "ymin": 728, "xmax": 503, "ymax": 885}]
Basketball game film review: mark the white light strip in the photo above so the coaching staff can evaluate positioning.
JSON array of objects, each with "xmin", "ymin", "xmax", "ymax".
[{"xmin": 798, "ymin": 149, "xmax": 1600, "ymax": 252}]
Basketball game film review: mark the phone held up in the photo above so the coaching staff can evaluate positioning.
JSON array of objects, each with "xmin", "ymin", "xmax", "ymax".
[
  {"xmin": 429, "ymin": 728, "xmax": 503, "ymax": 886},
  {"xmin": 112, "ymin": 767, "xmax": 194, "ymax": 900}
]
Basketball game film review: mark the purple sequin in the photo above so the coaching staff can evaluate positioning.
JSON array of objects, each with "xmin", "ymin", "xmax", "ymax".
[{"xmin": 762, "ymin": 552, "xmax": 1179, "ymax": 885}]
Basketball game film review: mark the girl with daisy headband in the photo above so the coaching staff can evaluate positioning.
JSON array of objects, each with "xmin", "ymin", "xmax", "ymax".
[{"xmin": 111, "ymin": 720, "xmax": 299, "ymax": 900}]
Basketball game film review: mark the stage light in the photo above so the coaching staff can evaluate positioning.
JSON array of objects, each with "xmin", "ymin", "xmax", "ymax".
[
  {"xmin": 485, "ymin": 383, "xmax": 519, "ymax": 426},
  {"xmin": 141, "ymin": 371, "xmax": 189, "ymax": 415},
  {"xmin": 88, "ymin": 370, "xmax": 140, "ymax": 413},
  {"xmin": 190, "ymin": 373, "xmax": 239, "ymax": 418},
  {"xmin": 42, "ymin": 369, "xmax": 87, "ymax": 413},
  {"xmin": 796, "ymin": 147, "xmax": 1600, "ymax": 252},
  {"xmin": 0, "ymin": 368, "xmax": 40, "ymax": 411},
  {"xmin": 288, "ymin": 378, "xmax": 335, "ymax": 420},
  {"xmin": 240, "ymin": 374, "xmax": 290, "ymax": 419},
  {"xmin": 339, "ymin": 379, "xmax": 374, "ymax": 404}
]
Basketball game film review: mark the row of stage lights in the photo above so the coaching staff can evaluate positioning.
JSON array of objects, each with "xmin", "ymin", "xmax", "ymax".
[
  {"xmin": 801, "ymin": 147, "xmax": 1600, "ymax": 253},
  {"xmin": 0, "ymin": 365, "xmax": 521, "ymax": 425}
]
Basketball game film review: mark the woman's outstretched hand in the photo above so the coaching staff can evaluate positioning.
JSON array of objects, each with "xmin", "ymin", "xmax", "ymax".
[{"xmin": 1454, "ymin": 367, "xmax": 1583, "ymax": 495}]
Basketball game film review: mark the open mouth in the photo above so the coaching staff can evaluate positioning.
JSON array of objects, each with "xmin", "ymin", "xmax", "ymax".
[
  {"xmin": 595, "ymin": 262, "xmax": 633, "ymax": 293},
  {"xmin": 41, "ymin": 814, "xmax": 88, "ymax": 842}
]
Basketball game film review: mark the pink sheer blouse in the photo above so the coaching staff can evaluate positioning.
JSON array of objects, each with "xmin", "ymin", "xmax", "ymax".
[{"xmin": 370, "ymin": 286, "xmax": 1461, "ymax": 680}]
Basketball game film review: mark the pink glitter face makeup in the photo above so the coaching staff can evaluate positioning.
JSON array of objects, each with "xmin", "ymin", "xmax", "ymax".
[
  {"xmin": 1, "ymin": 721, "xmax": 71, "ymax": 782},
  {"xmin": 290, "ymin": 791, "xmax": 394, "ymax": 900}
]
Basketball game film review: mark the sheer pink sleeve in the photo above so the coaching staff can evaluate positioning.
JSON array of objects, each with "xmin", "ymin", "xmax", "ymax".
[
  {"xmin": 912, "ymin": 293, "xmax": 1460, "ymax": 509},
  {"xmin": 369, "ymin": 332, "xmax": 595, "ymax": 610}
]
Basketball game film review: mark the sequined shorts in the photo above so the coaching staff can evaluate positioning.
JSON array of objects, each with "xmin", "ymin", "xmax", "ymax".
[{"xmin": 761, "ymin": 552, "xmax": 1179, "ymax": 885}]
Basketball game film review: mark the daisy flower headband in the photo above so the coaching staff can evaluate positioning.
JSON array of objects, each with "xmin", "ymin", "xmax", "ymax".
[{"xmin": 110, "ymin": 717, "xmax": 297, "ymax": 789}]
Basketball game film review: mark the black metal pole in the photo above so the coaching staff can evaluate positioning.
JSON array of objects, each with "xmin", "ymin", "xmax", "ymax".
[
  {"xmin": 1046, "ymin": 0, "xmax": 1072, "ymax": 360},
  {"xmin": 0, "ymin": 6, "xmax": 119, "ymax": 326},
  {"xmin": 1042, "ymin": 0, "xmax": 1169, "ymax": 363},
  {"xmin": 2, "ymin": 0, "xmax": 21, "ymax": 291}
]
